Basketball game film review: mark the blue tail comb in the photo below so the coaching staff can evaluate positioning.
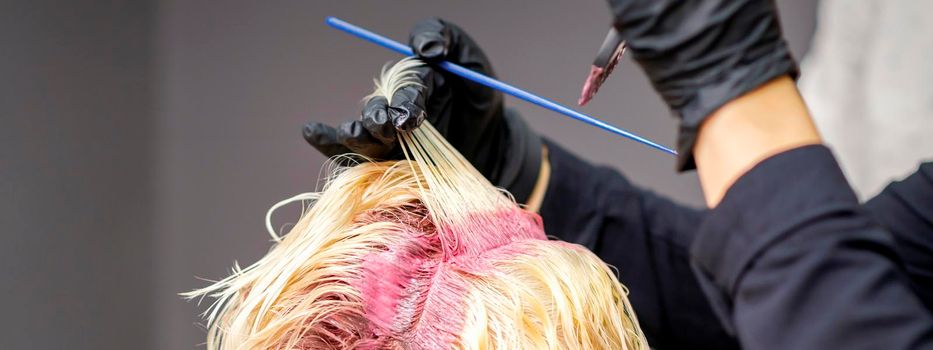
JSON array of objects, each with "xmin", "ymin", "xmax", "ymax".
[{"xmin": 325, "ymin": 16, "xmax": 676, "ymax": 156}]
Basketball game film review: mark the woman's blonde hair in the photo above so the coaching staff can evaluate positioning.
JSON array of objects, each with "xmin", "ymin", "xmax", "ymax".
[{"xmin": 184, "ymin": 58, "xmax": 648, "ymax": 350}]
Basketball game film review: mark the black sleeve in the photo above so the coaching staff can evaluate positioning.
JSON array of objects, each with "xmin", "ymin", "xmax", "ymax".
[
  {"xmin": 538, "ymin": 139, "xmax": 740, "ymax": 350},
  {"xmin": 865, "ymin": 162, "xmax": 933, "ymax": 309},
  {"xmin": 691, "ymin": 145, "xmax": 933, "ymax": 349}
]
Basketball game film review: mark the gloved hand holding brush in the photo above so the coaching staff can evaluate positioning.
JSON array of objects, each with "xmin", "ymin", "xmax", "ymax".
[
  {"xmin": 597, "ymin": 0, "xmax": 798, "ymax": 171},
  {"xmin": 304, "ymin": 18, "xmax": 542, "ymax": 203}
]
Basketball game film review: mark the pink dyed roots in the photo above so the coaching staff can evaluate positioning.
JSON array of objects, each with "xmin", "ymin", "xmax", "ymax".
[{"xmin": 355, "ymin": 206, "xmax": 546, "ymax": 349}]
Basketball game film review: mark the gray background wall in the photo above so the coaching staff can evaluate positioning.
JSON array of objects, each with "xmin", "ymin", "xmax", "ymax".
[
  {"xmin": 1, "ymin": 1, "xmax": 155, "ymax": 349},
  {"xmin": 2, "ymin": 1, "xmax": 817, "ymax": 348}
]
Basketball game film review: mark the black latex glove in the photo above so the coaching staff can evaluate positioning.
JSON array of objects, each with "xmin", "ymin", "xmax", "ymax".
[
  {"xmin": 304, "ymin": 18, "xmax": 542, "ymax": 202},
  {"xmin": 606, "ymin": 0, "xmax": 798, "ymax": 170}
]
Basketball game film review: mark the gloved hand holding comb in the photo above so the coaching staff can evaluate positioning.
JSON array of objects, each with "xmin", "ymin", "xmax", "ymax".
[{"xmin": 304, "ymin": 18, "xmax": 542, "ymax": 203}]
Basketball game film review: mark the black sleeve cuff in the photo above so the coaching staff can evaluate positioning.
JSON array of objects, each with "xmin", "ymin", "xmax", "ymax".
[
  {"xmin": 864, "ymin": 162, "xmax": 933, "ymax": 306},
  {"xmin": 689, "ymin": 145, "xmax": 860, "ymax": 320}
]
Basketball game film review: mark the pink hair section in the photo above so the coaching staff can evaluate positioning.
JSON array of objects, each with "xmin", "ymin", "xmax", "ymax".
[
  {"xmin": 355, "ymin": 205, "xmax": 547, "ymax": 349},
  {"xmin": 436, "ymin": 208, "xmax": 546, "ymax": 258}
]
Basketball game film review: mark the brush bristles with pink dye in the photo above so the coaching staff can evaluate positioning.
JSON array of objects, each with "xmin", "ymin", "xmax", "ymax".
[{"xmin": 183, "ymin": 58, "xmax": 648, "ymax": 350}]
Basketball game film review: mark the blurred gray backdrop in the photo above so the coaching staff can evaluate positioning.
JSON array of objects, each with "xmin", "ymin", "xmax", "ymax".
[{"xmin": 1, "ymin": 0, "xmax": 817, "ymax": 348}]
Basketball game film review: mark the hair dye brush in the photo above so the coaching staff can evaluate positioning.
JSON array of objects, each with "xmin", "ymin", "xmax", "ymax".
[
  {"xmin": 183, "ymin": 58, "xmax": 649, "ymax": 349},
  {"xmin": 579, "ymin": 27, "xmax": 626, "ymax": 106}
]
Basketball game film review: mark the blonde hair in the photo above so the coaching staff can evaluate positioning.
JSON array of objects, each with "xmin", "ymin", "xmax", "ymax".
[{"xmin": 184, "ymin": 58, "xmax": 648, "ymax": 350}]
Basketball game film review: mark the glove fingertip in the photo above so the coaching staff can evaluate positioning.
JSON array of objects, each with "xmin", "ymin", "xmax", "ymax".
[
  {"xmin": 412, "ymin": 34, "xmax": 447, "ymax": 60},
  {"xmin": 392, "ymin": 116, "xmax": 414, "ymax": 131},
  {"xmin": 410, "ymin": 18, "xmax": 450, "ymax": 61},
  {"xmin": 303, "ymin": 122, "xmax": 353, "ymax": 157},
  {"xmin": 303, "ymin": 122, "xmax": 333, "ymax": 143},
  {"xmin": 388, "ymin": 100, "xmax": 426, "ymax": 131},
  {"xmin": 362, "ymin": 96, "xmax": 390, "ymax": 123}
]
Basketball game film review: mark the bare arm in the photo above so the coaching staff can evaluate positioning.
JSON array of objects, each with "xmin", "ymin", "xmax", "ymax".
[{"xmin": 695, "ymin": 76, "xmax": 821, "ymax": 207}]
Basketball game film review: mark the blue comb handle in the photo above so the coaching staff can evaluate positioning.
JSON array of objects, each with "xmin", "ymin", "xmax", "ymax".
[{"xmin": 325, "ymin": 16, "xmax": 677, "ymax": 156}]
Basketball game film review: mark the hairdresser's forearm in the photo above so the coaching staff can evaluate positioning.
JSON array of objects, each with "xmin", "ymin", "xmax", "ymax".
[{"xmin": 694, "ymin": 76, "xmax": 821, "ymax": 207}]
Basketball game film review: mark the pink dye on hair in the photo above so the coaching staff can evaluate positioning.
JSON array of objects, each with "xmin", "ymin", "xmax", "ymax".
[
  {"xmin": 355, "ymin": 205, "xmax": 546, "ymax": 349},
  {"xmin": 436, "ymin": 209, "xmax": 546, "ymax": 258}
]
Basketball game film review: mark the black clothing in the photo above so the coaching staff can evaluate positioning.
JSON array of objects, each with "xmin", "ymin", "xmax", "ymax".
[{"xmin": 540, "ymin": 140, "xmax": 933, "ymax": 349}]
